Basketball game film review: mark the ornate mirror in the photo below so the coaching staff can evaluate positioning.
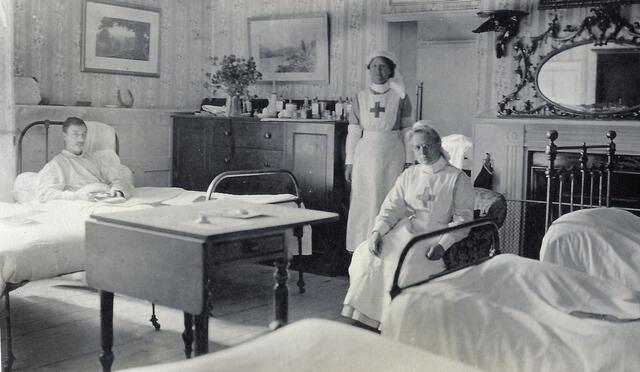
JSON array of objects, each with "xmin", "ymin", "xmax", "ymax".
[{"xmin": 499, "ymin": 5, "xmax": 640, "ymax": 119}]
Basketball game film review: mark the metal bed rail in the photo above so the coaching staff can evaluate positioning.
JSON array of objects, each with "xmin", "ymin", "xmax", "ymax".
[
  {"xmin": 16, "ymin": 119, "xmax": 120, "ymax": 174},
  {"xmin": 389, "ymin": 218, "xmax": 500, "ymax": 300},
  {"xmin": 544, "ymin": 130, "xmax": 616, "ymax": 231},
  {"xmin": 205, "ymin": 169, "xmax": 307, "ymax": 294}
]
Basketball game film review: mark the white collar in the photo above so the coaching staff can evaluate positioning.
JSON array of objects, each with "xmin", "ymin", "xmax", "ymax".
[
  {"xmin": 62, "ymin": 149, "xmax": 85, "ymax": 158},
  {"xmin": 417, "ymin": 156, "xmax": 447, "ymax": 174},
  {"xmin": 370, "ymin": 82, "xmax": 390, "ymax": 94}
]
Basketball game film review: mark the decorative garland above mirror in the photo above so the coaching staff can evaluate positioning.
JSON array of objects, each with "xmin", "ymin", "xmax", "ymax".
[{"xmin": 498, "ymin": 4, "xmax": 640, "ymax": 119}]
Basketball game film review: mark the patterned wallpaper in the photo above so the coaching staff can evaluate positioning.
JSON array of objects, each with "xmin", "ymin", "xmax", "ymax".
[
  {"xmin": 1, "ymin": 0, "xmax": 15, "ymax": 202},
  {"xmin": 209, "ymin": 0, "xmax": 479, "ymax": 101},
  {"xmin": 13, "ymin": 0, "xmax": 485, "ymax": 109},
  {"xmin": 14, "ymin": 0, "xmax": 213, "ymax": 110}
]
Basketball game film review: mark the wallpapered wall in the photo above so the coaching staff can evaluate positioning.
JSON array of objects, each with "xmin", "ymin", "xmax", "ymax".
[
  {"xmin": 211, "ymin": 0, "xmax": 478, "ymax": 101},
  {"xmin": 14, "ymin": 0, "xmax": 481, "ymax": 110},
  {"xmin": 14, "ymin": 0, "xmax": 213, "ymax": 110},
  {"xmin": 1, "ymin": 0, "xmax": 15, "ymax": 202}
]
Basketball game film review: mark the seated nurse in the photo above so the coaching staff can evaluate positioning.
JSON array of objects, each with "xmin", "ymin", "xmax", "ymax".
[
  {"xmin": 36, "ymin": 116, "xmax": 133, "ymax": 202},
  {"xmin": 341, "ymin": 120, "xmax": 474, "ymax": 330}
]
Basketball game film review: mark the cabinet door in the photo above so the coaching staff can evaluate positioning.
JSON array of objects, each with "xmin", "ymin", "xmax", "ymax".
[
  {"xmin": 285, "ymin": 123, "xmax": 334, "ymax": 210},
  {"xmin": 173, "ymin": 118, "xmax": 212, "ymax": 191}
]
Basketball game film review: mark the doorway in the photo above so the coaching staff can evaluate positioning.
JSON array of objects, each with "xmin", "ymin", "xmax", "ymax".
[{"xmin": 387, "ymin": 11, "xmax": 479, "ymax": 138}]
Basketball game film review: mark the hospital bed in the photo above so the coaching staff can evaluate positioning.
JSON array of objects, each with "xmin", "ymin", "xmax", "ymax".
[
  {"xmin": 119, "ymin": 318, "xmax": 481, "ymax": 372},
  {"xmin": 383, "ymin": 216, "xmax": 640, "ymax": 371},
  {"xmin": 1, "ymin": 120, "xmax": 311, "ymax": 371},
  {"xmin": 379, "ymin": 129, "xmax": 640, "ymax": 371}
]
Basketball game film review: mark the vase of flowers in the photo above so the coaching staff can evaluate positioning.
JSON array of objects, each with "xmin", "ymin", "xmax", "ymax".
[{"xmin": 206, "ymin": 54, "xmax": 262, "ymax": 117}]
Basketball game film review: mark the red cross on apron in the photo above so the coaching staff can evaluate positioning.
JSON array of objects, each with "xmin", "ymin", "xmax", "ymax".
[{"xmin": 370, "ymin": 101, "xmax": 386, "ymax": 118}]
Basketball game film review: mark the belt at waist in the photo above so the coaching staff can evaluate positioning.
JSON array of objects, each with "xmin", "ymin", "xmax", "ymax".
[{"xmin": 361, "ymin": 130, "xmax": 401, "ymax": 140}]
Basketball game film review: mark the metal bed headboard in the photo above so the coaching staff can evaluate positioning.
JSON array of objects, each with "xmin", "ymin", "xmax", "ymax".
[
  {"xmin": 16, "ymin": 120, "xmax": 120, "ymax": 174},
  {"xmin": 389, "ymin": 218, "xmax": 500, "ymax": 300},
  {"xmin": 544, "ymin": 129, "xmax": 616, "ymax": 231},
  {"xmin": 206, "ymin": 169, "xmax": 302, "ymax": 205}
]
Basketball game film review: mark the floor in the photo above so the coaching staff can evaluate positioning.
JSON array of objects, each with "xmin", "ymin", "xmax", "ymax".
[{"xmin": 3, "ymin": 263, "xmax": 350, "ymax": 371}]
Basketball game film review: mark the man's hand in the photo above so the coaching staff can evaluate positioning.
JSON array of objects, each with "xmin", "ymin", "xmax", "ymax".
[
  {"xmin": 345, "ymin": 164, "xmax": 353, "ymax": 183},
  {"xmin": 368, "ymin": 231, "xmax": 383, "ymax": 256},
  {"xmin": 107, "ymin": 188, "xmax": 125, "ymax": 198},
  {"xmin": 425, "ymin": 244, "xmax": 445, "ymax": 260},
  {"xmin": 75, "ymin": 183, "xmax": 109, "ymax": 200}
]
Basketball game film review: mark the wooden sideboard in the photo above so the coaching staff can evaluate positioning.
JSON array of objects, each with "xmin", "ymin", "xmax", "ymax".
[{"xmin": 172, "ymin": 115, "xmax": 349, "ymax": 275}]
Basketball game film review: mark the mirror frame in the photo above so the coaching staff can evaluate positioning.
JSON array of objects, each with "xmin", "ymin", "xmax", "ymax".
[{"xmin": 498, "ymin": 4, "xmax": 640, "ymax": 119}]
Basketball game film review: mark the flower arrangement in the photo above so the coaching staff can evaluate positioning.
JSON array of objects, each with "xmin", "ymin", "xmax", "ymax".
[{"xmin": 205, "ymin": 54, "xmax": 262, "ymax": 97}]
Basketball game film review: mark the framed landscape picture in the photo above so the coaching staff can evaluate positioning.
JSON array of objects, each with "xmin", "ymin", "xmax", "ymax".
[
  {"xmin": 248, "ymin": 13, "xmax": 329, "ymax": 82},
  {"xmin": 81, "ymin": 0, "xmax": 161, "ymax": 77}
]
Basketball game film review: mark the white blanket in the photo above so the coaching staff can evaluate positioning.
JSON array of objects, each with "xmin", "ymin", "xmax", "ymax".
[
  {"xmin": 120, "ymin": 318, "xmax": 481, "ymax": 372},
  {"xmin": 540, "ymin": 208, "xmax": 640, "ymax": 290},
  {"xmin": 0, "ymin": 188, "xmax": 311, "ymax": 294},
  {"xmin": 382, "ymin": 254, "xmax": 640, "ymax": 372}
]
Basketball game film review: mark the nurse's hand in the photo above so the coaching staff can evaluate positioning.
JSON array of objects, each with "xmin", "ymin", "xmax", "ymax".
[
  {"xmin": 345, "ymin": 164, "xmax": 353, "ymax": 183},
  {"xmin": 425, "ymin": 244, "xmax": 444, "ymax": 260},
  {"xmin": 369, "ymin": 231, "xmax": 382, "ymax": 256}
]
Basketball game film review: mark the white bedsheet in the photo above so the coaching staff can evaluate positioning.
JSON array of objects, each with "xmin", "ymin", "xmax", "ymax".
[
  {"xmin": 540, "ymin": 208, "xmax": 640, "ymax": 290},
  {"xmin": 0, "ymin": 188, "xmax": 311, "ymax": 294},
  {"xmin": 0, "ymin": 187, "xmax": 187, "ymax": 293},
  {"xmin": 120, "ymin": 318, "xmax": 481, "ymax": 372},
  {"xmin": 382, "ymin": 254, "xmax": 640, "ymax": 372}
]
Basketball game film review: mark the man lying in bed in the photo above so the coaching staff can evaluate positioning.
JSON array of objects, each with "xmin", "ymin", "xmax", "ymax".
[
  {"xmin": 342, "ymin": 120, "xmax": 474, "ymax": 330},
  {"xmin": 36, "ymin": 116, "xmax": 133, "ymax": 202}
]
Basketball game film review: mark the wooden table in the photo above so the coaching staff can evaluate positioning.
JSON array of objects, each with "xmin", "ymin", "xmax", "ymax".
[{"xmin": 85, "ymin": 199, "xmax": 338, "ymax": 372}]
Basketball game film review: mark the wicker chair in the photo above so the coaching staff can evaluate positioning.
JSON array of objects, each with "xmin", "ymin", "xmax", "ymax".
[{"xmin": 443, "ymin": 187, "xmax": 506, "ymax": 269}]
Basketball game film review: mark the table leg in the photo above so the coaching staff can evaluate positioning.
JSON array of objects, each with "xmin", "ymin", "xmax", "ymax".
[
  {"xmin": 294, "ymin": 227, "xmax": 305, "ymax": 294},
  {"xmin": 99, "ymin": 291, "xmax": 114, "ymax": 372},
  {"xmin": 182, "ymin": 313, "xmax": 194, "ymax": 358},
  {"xmin": 269, "ymin": 258, "xmax": 289, "ymax": 330},
  {"xmin": 194, "ymin": 310, "xmax": 209, "ymax": 356}
]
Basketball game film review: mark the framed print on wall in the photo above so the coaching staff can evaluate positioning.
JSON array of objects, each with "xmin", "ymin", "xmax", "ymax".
[
  {"xmin": 248, "ymin": 13, "xmax": 329, "ymax": 82},
  {"xmin": 81, "ymin": 0, "xmax": 161, "ymax": 77}
]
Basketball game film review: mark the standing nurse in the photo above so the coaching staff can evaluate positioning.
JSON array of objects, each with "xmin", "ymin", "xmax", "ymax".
[{"xmin": 345, "ymin": 50, "xmax": 414, "ymax": 252}]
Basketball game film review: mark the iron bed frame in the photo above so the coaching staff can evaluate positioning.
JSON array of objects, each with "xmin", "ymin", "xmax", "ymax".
[
  {"xmin": 389, "ymin": 129, "xmax": 622, "ymax": 299},
  {"xmin": 3, "ymin": 121, "xmax": 310, "ymax": 371},
  {"xmin": 3, "ymin": 120, "xmax": 135, "ymax": 372}
]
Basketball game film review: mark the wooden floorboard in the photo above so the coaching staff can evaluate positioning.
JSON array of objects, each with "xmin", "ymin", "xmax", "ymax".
[{"xmin": 3, "ymin": 263, "xmax": 349, "ymax": 371}]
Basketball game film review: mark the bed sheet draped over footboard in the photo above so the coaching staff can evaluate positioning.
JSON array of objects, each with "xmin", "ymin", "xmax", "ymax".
[
  {"xmin": 540, "ymin": 207, "xmax": 640, "ymax": 290},
  {"xmin": 382, "ymin": 254, "xmax": 640, "ymax": 372}
]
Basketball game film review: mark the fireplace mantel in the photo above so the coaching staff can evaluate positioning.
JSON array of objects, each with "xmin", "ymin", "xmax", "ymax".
[{"xmin": 473, "ymin": 114, "xmax": 640, "ymax": 200}]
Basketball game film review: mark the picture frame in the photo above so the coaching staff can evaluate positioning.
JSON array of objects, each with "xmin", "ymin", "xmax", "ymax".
[
  {"xmin": 81, "ymin": 0, "xmax": 161, "ymax": 77},
  {"xmin": 539, "ymin": 0, "xmax": 640, "ymax": 9},
  {"xmin": 248, "ymin": 13, "xmax": 329, "ymax": 82}
]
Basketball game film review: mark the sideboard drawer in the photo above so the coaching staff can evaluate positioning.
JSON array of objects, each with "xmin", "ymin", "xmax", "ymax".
[
  {"xmin": 232, "ymin": 149, "xmax": 285, "ymax": 170},
  {"xmin": 212, "ymin": 121, "xmax": 233, "ymax": 147},
  {"xmin": 234, "ymin": 123, "xmax": 284, "ymax": 150},
  {"xmin": 212, "ymin": 234, "xmax": 285, "ymax": 263}
]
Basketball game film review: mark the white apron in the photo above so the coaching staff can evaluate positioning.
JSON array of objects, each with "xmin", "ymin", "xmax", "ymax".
[
  {"xmin": 343, "ymin": 218, "xmax": 446, "ymax": 326},
  {"xmin": 346, "ymin": 87, "xmax": 407, "ymax": 252},
  {"xmin": 346, "ymin": 131, "xmax": 404, "ymax": 252}
]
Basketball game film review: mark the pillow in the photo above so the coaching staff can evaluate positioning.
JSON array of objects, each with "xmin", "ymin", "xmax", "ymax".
[{"xmin": 12, "ymin": 172, "xmax": 39, "ymax": 203}]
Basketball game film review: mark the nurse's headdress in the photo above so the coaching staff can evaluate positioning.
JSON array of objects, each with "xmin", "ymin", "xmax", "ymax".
[
  {"xmin": 366, "ymin": 50, "xmax": 406, "ymax": 99},
  {"xmin": 412, "ymin": 120, "xmax": 449, "ymax": 160}
]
